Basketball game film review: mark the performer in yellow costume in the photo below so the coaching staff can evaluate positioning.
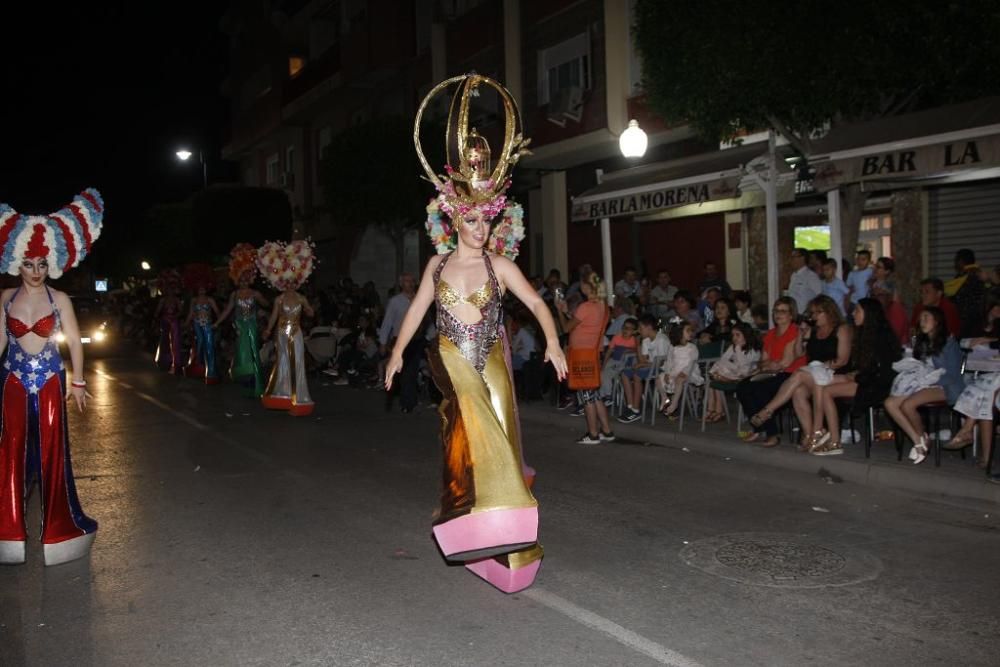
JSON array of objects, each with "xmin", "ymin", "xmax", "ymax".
[{"xmin": 386, "ymin": 74, "xmax": 566, "ymax": 593}]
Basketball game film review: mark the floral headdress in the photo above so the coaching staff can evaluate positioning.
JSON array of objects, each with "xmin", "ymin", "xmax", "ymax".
[
  {"xmin": 228, "ymin": 242, "xmax": 258, "ymax": 284},
  {"xmin": 256, "ymin": 239, "xmax": 315, "ymax": 291},
  {"xmin": 0, "ymin": 188, "xmax": 104, "ymax": 279},
  {"xmin": 414, "ymin": 74, "xmax": 530, "ymax": 259}
]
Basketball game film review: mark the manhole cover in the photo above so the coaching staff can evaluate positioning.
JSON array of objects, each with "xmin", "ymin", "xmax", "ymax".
[{"xmin": 679, "ymin": 532, "xmax": 882, "ymax": 588}]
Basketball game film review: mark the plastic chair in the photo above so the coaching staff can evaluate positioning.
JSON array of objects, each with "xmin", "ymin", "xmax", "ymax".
[{"xmin": 305, "ymin": 326, "xmax": 336, "ymax": 366}]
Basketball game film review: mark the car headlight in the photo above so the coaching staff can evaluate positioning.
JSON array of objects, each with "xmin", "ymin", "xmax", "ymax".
[
  {"xmin": 55, "ymin": 332, "xmax": 67, "ymax": 343},
  {"xmin": 93, "ymin": 330, "xmax": 107, "ymax": 342}
]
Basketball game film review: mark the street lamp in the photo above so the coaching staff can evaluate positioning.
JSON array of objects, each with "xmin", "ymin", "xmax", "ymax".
[
  {"xmin": 140, "ymin": 260, "xmax": 151, "ymax": 271},
  {"xmin": 175, "ymin": 148, "xmax": 207, "ymax": 189},
  {"xmin": 619, "ymin": 119, "xmax": 648, "ymax": 158}
]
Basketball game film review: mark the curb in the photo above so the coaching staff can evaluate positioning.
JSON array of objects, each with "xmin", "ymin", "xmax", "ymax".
[{"xmin": 520, "ymin": 403, "xmax": 1000, "ymax": 505}]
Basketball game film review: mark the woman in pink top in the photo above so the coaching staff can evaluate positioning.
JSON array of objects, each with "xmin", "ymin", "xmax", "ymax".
[{"xmin": 557, "ymin": 274, "xmax": 613, "ymax": 444}]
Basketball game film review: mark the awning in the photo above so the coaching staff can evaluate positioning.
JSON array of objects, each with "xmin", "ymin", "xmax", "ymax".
[
  {"xmin": 809, "ymin": 97, "xmax": 1000, "ymax": 191},
  {"xmin": 571, "ymin": 143, "xmax": 769, "ymax": 222}
]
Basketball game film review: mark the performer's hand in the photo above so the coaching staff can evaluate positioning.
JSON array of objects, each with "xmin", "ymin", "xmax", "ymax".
[
  {"xmin": 67, "ymin": 385, "xmax": 89, "ymax": 412},
  {"xmin": 384, "ymin": 353, "xmax": 403, "ymax": 391},
  {"xmin": 545, "ymin": 343, "xmax": 568, "ymax": 381}
]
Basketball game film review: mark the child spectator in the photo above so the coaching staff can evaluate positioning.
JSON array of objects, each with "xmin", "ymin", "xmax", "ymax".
[{"xmin": 704, "ymin": 322, "xmax": 762, "ymax": 422}]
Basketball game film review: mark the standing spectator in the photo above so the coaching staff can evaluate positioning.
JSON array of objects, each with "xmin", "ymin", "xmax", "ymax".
[
  {"xmin": 845, "ymin": 249, "xmax": 874, "ymax": 306},
  {"xmin": 870, "ymin": 256, "xmax": 908, "ymax": 343},
  {"xmin": 565, "ymin": 263, "xmax": 594, "ymax": 302},
  {"xmin": 946, "ymin": 248, "xmax": 986, "ymax": 337},
  {"xmin": 807, "ymin": 249, "xmax": 827, "ymax": 276},
  {"xmin": 614, "ymin": 266, "xmax": 641, "ymax": 304},
  {"xmin": 910, "ymin": 278, "xmax": 961, "ymax": 339},
  {"xmin": 698, "ymin": 261, "xmax": 732, "ymax": 297},
  {"xmin": 649, "ymin": 270, "xmax": 678, "ymax": 322},
  {"xmin": 379, "ymin": 272, "xmax": 420, "ymax": 413},
  {"xmin": 557, "ymin": 274, "xmax": 615, "ymax": 443},
  {"xmin": 788, "ymin": 247, "xmax": 822, "ymax": 313},
  {"xmin": 820, "ymin": 258, "xmax": 850, "ymax": 315}
]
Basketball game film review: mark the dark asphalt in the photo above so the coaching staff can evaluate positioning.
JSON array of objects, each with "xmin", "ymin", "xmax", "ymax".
[{"xmin": 1, "ymin": 352, "xmax": 998, "ymax": 666}]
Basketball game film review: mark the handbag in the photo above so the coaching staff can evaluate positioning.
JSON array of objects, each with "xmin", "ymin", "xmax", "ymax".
[{"xmin": 567, "ymin": 346, "xmax": 601, "ymax": 390}]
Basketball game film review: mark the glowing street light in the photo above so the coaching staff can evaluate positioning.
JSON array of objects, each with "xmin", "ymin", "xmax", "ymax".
[
  {"xmin": 174, "ymin": 148, "xmax": 207, "ymax": 188},
  {"xmin": 619, "ymin": 119, "xmax": 648, "ymax": 158},
  {"xmin": 140, "ymin": 260, "xmax": 151, "ymax": 271}
]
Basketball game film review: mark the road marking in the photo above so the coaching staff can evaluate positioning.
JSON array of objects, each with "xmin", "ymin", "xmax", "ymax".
[
  {"xmin": 95, "ymin": 370, "xmax": 270, "ymax": 463},
  {"xmin": 523, "ymin": 588, "xmax": 705, "ymax": 667}
]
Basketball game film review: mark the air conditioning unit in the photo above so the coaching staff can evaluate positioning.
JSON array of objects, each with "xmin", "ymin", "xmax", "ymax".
[
  {"xmin": 546, "ymin": 85, "xmax": 584, "ymax": 127},
  {"xmin": 279, "ymin": 171, "xmax": 295, "ymax": 189}
]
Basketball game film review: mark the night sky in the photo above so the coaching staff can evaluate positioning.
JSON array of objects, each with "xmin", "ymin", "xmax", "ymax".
[{"xmin": 0, "ymin": 2, "xmax": 230, "ymax": 277}]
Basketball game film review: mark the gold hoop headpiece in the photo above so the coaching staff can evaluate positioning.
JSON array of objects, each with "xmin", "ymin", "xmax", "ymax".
[{"xmin": 413, "ymin": 73, "xmax": 531, "ymax": 221}]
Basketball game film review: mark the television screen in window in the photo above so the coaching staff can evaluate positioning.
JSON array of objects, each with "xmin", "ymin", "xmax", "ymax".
[{"xmin": 794, "ymin": 225, "xmax": 830, "ymax": 250}]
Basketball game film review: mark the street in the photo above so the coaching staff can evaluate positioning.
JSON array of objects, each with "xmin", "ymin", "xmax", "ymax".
[{"xmin": 1, "ymin": 351, "xmax": 998, "ymax": 667}]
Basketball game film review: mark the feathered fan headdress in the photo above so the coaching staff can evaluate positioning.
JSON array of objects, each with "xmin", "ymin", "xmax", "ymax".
[{"xmin": 0, "ymin": 188, "xmax": 104, "ymax": 279}]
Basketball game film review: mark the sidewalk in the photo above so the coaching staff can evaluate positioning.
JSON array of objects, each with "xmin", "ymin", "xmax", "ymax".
[{"xmin": 518, "ymin": 400, "xmax": 1000, "ymax": 505}]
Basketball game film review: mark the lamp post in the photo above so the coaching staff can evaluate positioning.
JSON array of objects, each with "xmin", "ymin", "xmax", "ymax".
[
  {"xmin": 175, "ymin": 148, "xmax": 208, "ymax": 189},
  {"xmin": 140, "ymin": 260, "xmax": 151, "ymax": 271},
  {"xmin": 618, "ymin": 119, "xmax": 648, "ymax": 158}
]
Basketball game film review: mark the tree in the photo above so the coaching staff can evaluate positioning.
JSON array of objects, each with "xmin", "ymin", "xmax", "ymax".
[
  {"xmin": 320, "ymin": 116, "xmax": 442, "ymax": 276},
  {"xmin": 635, "ymin": 0, "xmax": 1000, "ymax": 255}
]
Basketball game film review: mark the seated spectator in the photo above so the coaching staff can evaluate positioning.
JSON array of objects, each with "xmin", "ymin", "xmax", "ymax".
[
  {"xmin": 618, "ymin": 314, "xmax": 670, "ymax": 424},
  {"xmin": 733, "ymin": 290, "xmax": 754, "ymax": 325},
  {"xmin": 698, "ymin": 287, "xmax": 722, "ymax": 327},
  {"xmin": 605, "ymin": 300, "xmax": 635, "ymax": 337},
  {"xmin": 910, "ymin": 278, "xmax": 961, "ymax": 339},
  {"xmin": 750, "ymin": 304, "xmax": 769, "ymax": 331},
  {"xmin": 649, "ymin": 270, "xmax": 678, "ymax": 322},
  {"xmin": 699, "ymin": 298, "xmax": 738, "ymax": 344},
  {"xmin": 614, "ymin": 266, "xmax": 641, "ymax": 305},
  {"xmin": 673, "ymin": 291, "xmax": 703, "ymax": 331},
  {"xmin": 657, "ymin": 319, "xmax": 703, "ymax": 418},
  {"xmin": 736, "ymin": 297, "xmax": 806, "ymax": 447},
  {"xmin": 704, "ymin": 322, "xmax": 761, "ymax": 422},
  {"xmin": 885, "ymin": 305, "xmax": 965, "ymax": 464},
  {"xmin": 820, "ymin": 258, "xmax": 850, "ymax": 315},
  {"xmin": 599, "ymin": 317, "xmax": 639, "ymax": 404},
  {"xmin": 946, "ymin": 298, "xmax": 1000, "ymax": 466},
  {"xmin": 816, "ymin": 298, "xmax": 902, "ymax": 456},
  {"xmin": 748, "ymin": 295, "xmax": 852, "ymax": 452}
]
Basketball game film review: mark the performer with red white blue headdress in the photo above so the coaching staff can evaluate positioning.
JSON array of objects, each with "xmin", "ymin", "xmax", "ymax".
[{"xmin": 0, "ymin": 188, "xmax": 103, "ymax": 566}]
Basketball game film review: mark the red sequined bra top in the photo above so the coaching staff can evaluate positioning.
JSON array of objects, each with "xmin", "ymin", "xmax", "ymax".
[{"xmin": 6, "ymin": 311, "xmax": 57, "ymax": 339}]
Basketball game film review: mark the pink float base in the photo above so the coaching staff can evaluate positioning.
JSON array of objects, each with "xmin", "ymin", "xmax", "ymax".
[
  {"xmin": 465, "ymin": 557, "xmax": 541, "ymax": 594},
  {"xmin": 432, "ymin": 507, "xmax": 538, "ymax": 562}
]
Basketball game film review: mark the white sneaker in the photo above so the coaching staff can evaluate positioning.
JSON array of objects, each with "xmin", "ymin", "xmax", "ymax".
[{"xmin": 576, "ymin": 433, "xmax": 601, "ymax": 445}]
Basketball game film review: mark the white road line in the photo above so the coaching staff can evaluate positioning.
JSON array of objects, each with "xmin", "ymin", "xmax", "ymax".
[
  {"xmin": 523, "ymin": 588, "xmax": 705, "ymax": 667},
  {"xmin": 96, "ymin": 370, "xmax": 270, "ymax": 463}
]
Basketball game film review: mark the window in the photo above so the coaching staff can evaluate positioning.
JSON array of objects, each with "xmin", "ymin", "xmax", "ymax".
[
  {"xmin": 288, "ymin": 56, "xmax": 306, "ymax": 78},
  {"xmin": 859, "ymin": 213, "xmax": 892, "ymax": 258},
  {"xmin": 538, "ymin": 33, "xmax": 591, "ymax": 105},
  {"xmin": 266, "ymin": 154, "xmax": 280, "ymax": 185}
]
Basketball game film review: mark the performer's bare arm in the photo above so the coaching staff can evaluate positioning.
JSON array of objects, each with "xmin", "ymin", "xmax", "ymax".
[{"xmin": 54, "ymin": 291, "xmax": 87, "ymax": 412}]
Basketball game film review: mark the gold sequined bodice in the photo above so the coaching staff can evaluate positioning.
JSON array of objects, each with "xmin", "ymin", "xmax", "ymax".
[
  {"xmin": 436, "ymin": 279, "xmax": 493, "ymax": 310},
  {"xmin": 433, "ymin": 252, "xmax": 502, "ymax": 374}
]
